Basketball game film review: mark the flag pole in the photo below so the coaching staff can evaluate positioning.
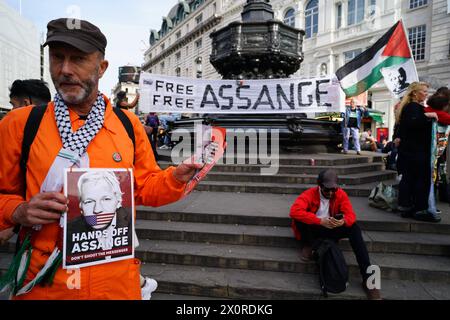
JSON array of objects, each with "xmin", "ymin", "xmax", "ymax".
[{"xmin": 400, "ymin": 19, "xmax": 419, "ymax": 82}]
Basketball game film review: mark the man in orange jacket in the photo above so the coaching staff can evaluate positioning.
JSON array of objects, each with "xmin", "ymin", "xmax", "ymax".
[{"xmin": 0, "ymin": 18, "xmax": 201, "ymax": 300}]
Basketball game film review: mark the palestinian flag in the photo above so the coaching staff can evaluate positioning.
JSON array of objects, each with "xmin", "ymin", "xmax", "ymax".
[{"xmin": 336, "ymin": 20, "xmax": 414, "ymax": 97}]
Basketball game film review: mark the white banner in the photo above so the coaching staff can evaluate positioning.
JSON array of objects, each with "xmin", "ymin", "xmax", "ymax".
[
  {"xmin": 381, "ymin": 59, "xmax": 419, "ymax": 99},
  {"xmin": 139, "ymin": 73, "xmax": 345, "ymax": 114}
]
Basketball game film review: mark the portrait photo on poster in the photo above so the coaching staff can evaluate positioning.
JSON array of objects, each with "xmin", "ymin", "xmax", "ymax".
[{"xmin": 62, "ymin": 168, "xmax": 135, "ymax": 269}]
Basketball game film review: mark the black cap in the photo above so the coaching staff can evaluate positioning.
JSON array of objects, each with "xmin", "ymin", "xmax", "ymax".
[
  {"xmin": 318, "ymin": 169, "xmax": 338, "ymax": 189},
  {"xmin": 43, "ymin": 18, "xmax": 107, "ymax": 54}
]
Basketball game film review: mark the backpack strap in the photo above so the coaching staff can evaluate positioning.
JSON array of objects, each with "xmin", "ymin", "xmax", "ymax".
[
  {"xmin": 20, "ymin": 104, "xmax": 48, "ymax": 196},
  {"xmin": 112, "ymin": 107, "xmax": 136, "ymax": 164}
]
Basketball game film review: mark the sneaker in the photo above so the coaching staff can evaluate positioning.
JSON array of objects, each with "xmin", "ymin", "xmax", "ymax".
[
  {"xmin": 413, "ymin": 211, "xmax": 441, "ymax": 223},
  {"xmin": 362, "ymin": 281, "xmax": 382, "ymax": 300},
  {"xmin": 356, "ymin": 151, "xmax": 361, "ymax": 155},
  {"xmin": 141, "ymin": 277, "xmax": 158, "ymax": 300},
  {"xmin": 300, "ymin": 245, "xmax": 313, "ymax": 262}
]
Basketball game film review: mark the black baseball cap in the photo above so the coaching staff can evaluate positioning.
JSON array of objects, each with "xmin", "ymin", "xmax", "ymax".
[
  {"xmin": 318, "ymin": 169, "xmax": 338, "ymax": 189},
  {"xmin": 43, "ymin": 18, "xmax": 107, "ymax": 54}
]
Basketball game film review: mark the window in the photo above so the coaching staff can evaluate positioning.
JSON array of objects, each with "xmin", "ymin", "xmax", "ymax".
[
  {"xmin": 176, "ymin": 51, "xmax": 181, "ymax": 61},
  {"xmin": 336, "ymin": 3, "xmax": 342, "ymax": 29},
  {"xmin": 344, "ymin": 49, "xmax": 362, "ymax": 63},
  {"xmin": 408, "ymin": 25, "xmax": 426, "ymax": 61},
  {"xmin": 175, "ymin": 67, "xmax": 181, "ymax": 77},
  {"xmin": 176, "ymin": 31, "xmax": 181, "ymax": 40},
  {"xmin": 305, "ymin": 0, "xmax": 318, "ymax": 39},
  {"xmin": 195, "ymin": 38, "xmax": 203, "ymax": 49},
  {"xmin": 347, "ymin": 0, "xmax": 365, "ymax": 26},
  {"xmin": 369, "ymin": 0, "xmax": 377, "ymax": 16},
  {"xmin": 284, "ymin": 8, "xmax": 295, "ymax": 27},
  {"xmin": 196, "ymin": 14, "xmax": 203, "ymax": 25},
  {"xmin": 186, "ymin": 45, "xmax": 189, "ymax": 55},
  {"xmin": 160, "ymin": 62, "xmax": 165, "ymax": 73},
  {"xmin": 196, "ymin": 57, "xmax": 202, "ymax": 78},
  {"xmin": 409, "ymin": 0, "xmax": 428, "ymax": 9},
  {"xmin": 161, "ymin": 43, "xmax": 165, "ymax": 51}
]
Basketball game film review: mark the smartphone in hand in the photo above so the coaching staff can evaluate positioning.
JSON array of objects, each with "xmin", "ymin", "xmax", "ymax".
[{"xmin": 334, "ymin": 213, "xmax": 344, "ymax": 220}]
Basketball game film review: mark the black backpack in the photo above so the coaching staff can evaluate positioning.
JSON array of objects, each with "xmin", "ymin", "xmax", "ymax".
[{"xmin": 312, "ymin": 239, "xmax": 349, "ymax": 297}]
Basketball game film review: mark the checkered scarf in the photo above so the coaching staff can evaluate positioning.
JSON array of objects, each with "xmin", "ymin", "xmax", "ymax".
[{"xmin": 54, "ymin": 92, "xmax": 106, "ymax": 158}]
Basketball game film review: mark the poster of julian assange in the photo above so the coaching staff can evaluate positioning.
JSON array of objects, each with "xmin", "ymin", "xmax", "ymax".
[{"xmin": 63, "ymin": 169, "xmax": 134, "ymax": 269}]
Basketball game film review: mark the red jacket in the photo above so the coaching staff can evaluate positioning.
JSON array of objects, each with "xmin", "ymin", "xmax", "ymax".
[
  {"xmin": 424, "ymin": 106, "xmax": 450, "ymax": 125},
  {"xmin": 289, "ymin": 187, "xmax": 357, "ymax": 240}
]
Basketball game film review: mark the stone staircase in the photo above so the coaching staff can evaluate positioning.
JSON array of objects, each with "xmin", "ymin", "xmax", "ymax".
[
  {"xmin": 1, "ymin": 152, "xmax": 450, "ymax": 300},
  {"xmin": 160, "ymin": 152, "xmax": 397, "ymax": 197}
]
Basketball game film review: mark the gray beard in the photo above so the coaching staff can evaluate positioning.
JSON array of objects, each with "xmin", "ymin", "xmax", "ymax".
[{"xmin": 54, "ymin": 73, "xmax": 98, "ymax": 105}]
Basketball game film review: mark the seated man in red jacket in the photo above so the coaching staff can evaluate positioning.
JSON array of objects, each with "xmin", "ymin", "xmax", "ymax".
[{"xmin": 289, "ymin": 169, "xmax": 381, "ymax": 300}]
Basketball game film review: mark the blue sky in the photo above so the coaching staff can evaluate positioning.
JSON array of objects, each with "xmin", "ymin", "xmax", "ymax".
[{"xmin": 4, "ymin": 0, "xmax": 177, "ymax": 95}]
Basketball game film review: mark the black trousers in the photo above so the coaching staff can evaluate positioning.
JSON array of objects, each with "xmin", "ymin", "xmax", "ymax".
[
  {"xmin": 398, "ymin": 151, "xmax": 430, "ymax": 211},
  {"xmin": 147, "ymin": 132, "xmax": 159, "ymax": 161},
  {"xmin": 295, "ymin": 221, "xmax": 371, "ymax": 281}
]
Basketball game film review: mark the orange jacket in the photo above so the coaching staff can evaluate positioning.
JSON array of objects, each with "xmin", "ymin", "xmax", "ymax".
[{"xmin": 0, "ymin": 96, "xmax": 186, "ymax": 300}]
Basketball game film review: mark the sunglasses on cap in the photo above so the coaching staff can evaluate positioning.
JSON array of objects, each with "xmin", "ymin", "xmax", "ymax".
[{"xmin": 320, "ymin": 185, "xmax": 337, "ymax": 193}]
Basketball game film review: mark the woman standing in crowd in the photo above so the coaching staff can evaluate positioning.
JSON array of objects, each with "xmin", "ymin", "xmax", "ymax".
[{"xmin": 396, "ymin": 82, "xmax": 440, "ymax": 223}]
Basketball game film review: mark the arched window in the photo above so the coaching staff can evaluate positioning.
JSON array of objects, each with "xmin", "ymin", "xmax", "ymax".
[
  {"xmin": 305, "ymin": 0, "xmax": 319, "ymax": 39},
  {"xmin": 283, "ymin": 8, "xmax": 295, "ymax": 27},
  {"xmin": 175, "ymin": 67, "xmax": 181, "ymax": 77},
  {"xmin": 191, "ymin": 0, "xmax": 205, "ymax": 11},
  {"xmin": 175, "ymin": 1, "xmax": 190, "ymax": 25},
  {"xmin": 149, "ymin": 30, "xmax": 159, "ymax": 46}
]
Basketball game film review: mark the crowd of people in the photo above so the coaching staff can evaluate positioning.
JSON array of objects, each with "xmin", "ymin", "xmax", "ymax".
[
  {"xmin": 394, "ymin": 83, "xmax": 450, "ymax": 223},
  {"xmin": 342, "ymin": 83, "xmax": 450, "ymax": 222},
  {"xmin": 0, "ymin": 16, "xmax": 449, "ymax": 302}
]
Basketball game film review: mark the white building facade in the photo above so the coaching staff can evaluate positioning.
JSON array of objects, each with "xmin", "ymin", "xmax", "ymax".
[
  {"xmin": 143, "ymin": 0, "xmax": 450, "ymax": 139},
  {"xmin": 0, "ymin": 0, "xmax": 53, "ymax": 111}
]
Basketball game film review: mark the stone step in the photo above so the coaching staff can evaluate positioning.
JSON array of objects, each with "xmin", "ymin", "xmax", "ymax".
[
  {"xmin": 164, "ymin": 153, "xmax": 383, "ymax": 166},
  {"xmin": 194, "ymin": 180, "xmax": 396, "ymax": 197},
  {"xmin": 151, "ymin": 293, "xmax": 226, "ymax": 300},
  {"xmin": 139, "ymin": 262, "xmax": 450, "ymax": 300},
  {"xmin": 136, "ymin": 239, "xmax": 450, "ymax": 283},
  {"xmin": 203, "ymin": 171, "xmax": 397, "ymax": 185},
  {"xmin": 3, "ymin": 253, "xmax": 448, "ymax": 299},
  {"xmin": 136, "ymin": 192, "xmax": 450, "ymax": 236},
  {"xmin": 159, "ymin": 162, "xmax": 386, "ymax": 175},
  {"xmin": 135, "ymin": 220, "xmax": 450, "ymax": 256},
  {"xmin": 136, "ymin": 208, "xmax": 450, "ymax": 235}
]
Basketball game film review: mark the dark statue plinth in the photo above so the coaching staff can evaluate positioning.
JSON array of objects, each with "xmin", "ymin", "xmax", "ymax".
[
  {"xmin": 210, "ymin": 0, "xmax": 303, "ymax": 80},
  {"xmin": 171, "ymin": 0, "xmax": 341, "ymax": 153}
]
